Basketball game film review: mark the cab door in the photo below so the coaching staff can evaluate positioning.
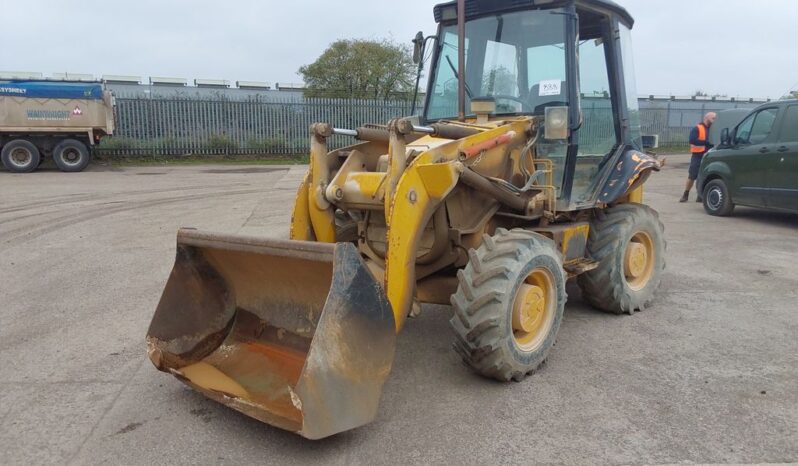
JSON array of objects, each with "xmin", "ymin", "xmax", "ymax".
[
  {"xmin": 726, "ymin": 107, "xmax": 779, "ymax": 207},
  {"xmin": 766, "ymin": 104, "xmax": 798, "ymax": 211}
]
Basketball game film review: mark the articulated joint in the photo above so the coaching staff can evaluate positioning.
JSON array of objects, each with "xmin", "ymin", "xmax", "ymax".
[
  {"xmin": 387, "ymin": 118, "xmax": 415, "ymax": 135},
  {"xmin": 310, "ymin": 122, "xmax": 333, "ymax": 140}
]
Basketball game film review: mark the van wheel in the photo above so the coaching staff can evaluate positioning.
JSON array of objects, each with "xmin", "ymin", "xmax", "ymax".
[
  {"xmin": 1, "ymin": 139, "xmax": 41, "ymax": 173},
  {"xmin": 53, "ymin": 139, "xmax": 91, "ymax": 172},
  {"xmin": 703, "ymin": 179, "xmax": 734, "ymax": 217}
]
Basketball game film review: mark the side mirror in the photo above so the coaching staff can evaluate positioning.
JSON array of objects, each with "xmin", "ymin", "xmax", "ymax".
[
  {"xmin": 412, "ymin": 31, "xmax": 425, "ymax": 64},
  {"xmin": 720, "ymin": 128, "xmax": 730, "ymax": 146}
]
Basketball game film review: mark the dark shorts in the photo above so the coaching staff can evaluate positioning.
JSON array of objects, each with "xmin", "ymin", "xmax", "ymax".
[{"xmin": 689, "ymin": 152, "xmax": 705, "ymax": 180}]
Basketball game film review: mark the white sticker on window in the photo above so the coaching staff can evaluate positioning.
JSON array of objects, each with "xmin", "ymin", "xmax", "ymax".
[{"xmin": 539, "ymin": 80, "xmax": 562, "ymax": 96}]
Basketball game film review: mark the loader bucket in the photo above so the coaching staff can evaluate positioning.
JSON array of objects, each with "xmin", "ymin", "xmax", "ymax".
[{"xmin": 146, "ymin": 229, "xmax": 396, "ymax": 439}]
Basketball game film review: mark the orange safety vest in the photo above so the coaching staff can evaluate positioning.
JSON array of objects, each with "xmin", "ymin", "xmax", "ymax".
[{"xmin": 690, "ymin": 124, "xmax": 708, "ymax": 154}]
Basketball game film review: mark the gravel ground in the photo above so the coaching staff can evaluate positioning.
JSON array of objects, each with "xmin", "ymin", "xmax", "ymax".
[{"xmin": 1, "ymin": 155, "xmax": 796, "ymax": 465}]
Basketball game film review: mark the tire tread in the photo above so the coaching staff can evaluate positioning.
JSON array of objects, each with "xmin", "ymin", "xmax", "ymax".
[
  {"xmin": 450, "ymin": 229, "xmax": 566, "ymax": 382},
  {"xmin": 577, "ymin": 203, "xmax": 666, "ymax": 315}
]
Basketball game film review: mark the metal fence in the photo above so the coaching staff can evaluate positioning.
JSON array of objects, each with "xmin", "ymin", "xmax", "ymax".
[
  {"xmin": 100, "ymin": 96, "xmax": 416, "ymax": 156},
  {"xmin": 638, "ymin": 99, "xmax": 761, "ymax": 146},
  {"xmin": 97, "ymin": 95, "xmax": 766, "ymax": 156}
]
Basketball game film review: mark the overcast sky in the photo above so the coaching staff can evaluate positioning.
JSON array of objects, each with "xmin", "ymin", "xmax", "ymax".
[{"xmin": 1, "ymin": 0, "xmax": 796, "ymax": 98}]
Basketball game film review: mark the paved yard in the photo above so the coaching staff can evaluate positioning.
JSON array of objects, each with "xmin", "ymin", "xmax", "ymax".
[{"xmin": 1, "ymin": 155, "xmax": 796, "ymax": 465}]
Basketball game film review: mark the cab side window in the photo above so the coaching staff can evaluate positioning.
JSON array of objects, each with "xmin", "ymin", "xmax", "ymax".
[
  {"xmin": 778, "ymin": 105, "xmax": 798, "ymax": 143},
  {"xmin": 577, "ymin": 39, "xmax": 618, "ymax": 157},
  {"xmin": 736, "ymin": 108, "xmax": 778, "ymax": 145}
]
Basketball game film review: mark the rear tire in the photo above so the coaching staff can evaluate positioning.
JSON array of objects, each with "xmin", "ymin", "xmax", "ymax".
[
  {"xmin": 53, "ymin": 139, "xmax": 91, "ymax": 172},
  {"xmin": 450, "ymin": 229, "xmax": 566, "ymax": 382},
  {"xmin": 1, "ymin": 139, "xmax": 41, "ymax": 173},
  {"xmin": 703, "ymin": 179, "xmax": 734, "ymax": 216},
  {"xmin": 578, "ymin": 204, "xmax": 666, "ymax": 315}
]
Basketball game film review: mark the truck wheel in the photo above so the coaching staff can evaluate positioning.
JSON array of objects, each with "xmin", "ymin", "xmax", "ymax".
[
  {"xmin": 450, "ymin": 229, "xmax": 566, "ymax": 382},
  {"xmin": 1, "ymin": 139, "xmax": 41, "ymax": 173},
  {"xmin": 703, "ymin": 179, "xmax": 735, "ymax": 217},
  {"xmin": 578, "ymin": 204, "xmax": 666, "ymax": 315},
  {"xmin": 53, "ymin": 139, "xmax": 91, "ymax": 172}
]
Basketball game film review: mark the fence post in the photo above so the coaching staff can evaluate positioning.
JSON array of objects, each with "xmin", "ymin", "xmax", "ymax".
[{"xmin": 228, "ymin": 97, "xmax": 233, "ymax": 156}]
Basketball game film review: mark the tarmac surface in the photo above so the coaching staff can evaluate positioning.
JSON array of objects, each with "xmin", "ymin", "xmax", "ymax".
[{"xmin": 1, "ymin": 154, "xmax": 796, "ymax": 465}]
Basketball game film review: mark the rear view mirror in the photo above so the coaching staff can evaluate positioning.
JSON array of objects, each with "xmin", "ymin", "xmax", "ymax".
[
  {"xmin": 412, "ymin": 31, "xmax": 425, "ymax": 64},
  {"xmin": 720, "ymin": 128, "xmax": 730, "ymax": 146}
]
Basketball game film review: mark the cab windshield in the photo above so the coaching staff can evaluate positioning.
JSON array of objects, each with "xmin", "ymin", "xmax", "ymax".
[{"xmin": 425, "ymin": 8, "xmax": 569, "ymax": 121}]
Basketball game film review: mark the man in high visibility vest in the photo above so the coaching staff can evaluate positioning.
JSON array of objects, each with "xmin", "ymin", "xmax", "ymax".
[{"xmin": 680, "ymin": 112, "xmax": 718, "ymax": 202}]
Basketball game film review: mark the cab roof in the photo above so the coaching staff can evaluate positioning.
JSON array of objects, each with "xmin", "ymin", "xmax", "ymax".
[{"xmin": 433, "ymin": 0, "xmax": 634, "ymax": 28}]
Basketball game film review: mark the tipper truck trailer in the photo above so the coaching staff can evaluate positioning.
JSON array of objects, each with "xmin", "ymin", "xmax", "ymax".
[{"xmin": 0, "ymin": 80, "xmax": 115, "ymax": 173}]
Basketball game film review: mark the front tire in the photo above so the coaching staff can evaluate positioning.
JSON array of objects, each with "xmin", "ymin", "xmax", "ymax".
[
  {"xmin": 53, "ymin": 139, "xmax": 91, "ymax": 172},
  {"xmin": 578, "ymin": 204, "xmax": 666, "ymax": 315},
  {"xmin": 450, "ymin": 229, "xmax": 566, "ymax": 382},
  {"xmin": 1, "ymin": 139, "xmax": 41, "ymax": 173},
  {"xmin": 703, "ymin": 179, "xmax": 734, "ymax": 216}
]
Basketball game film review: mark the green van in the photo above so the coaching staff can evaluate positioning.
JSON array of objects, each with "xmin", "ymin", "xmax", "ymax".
[{"xmin": 698, "ymin": 100, "xmax": 798, "ymax": 216}]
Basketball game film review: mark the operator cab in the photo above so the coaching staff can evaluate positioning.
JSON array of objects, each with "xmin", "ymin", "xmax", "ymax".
[{"xmin": 422, "ymin": 0, "xmax": 644, "ymax": 210}]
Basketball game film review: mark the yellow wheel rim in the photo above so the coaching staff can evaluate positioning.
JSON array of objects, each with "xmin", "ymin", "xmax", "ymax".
[
  {"xmin": 512, "ymin": 268, "xmax": 556, "ymax": 352},
  {"xmin": 624, "ymin": 231, "xmax": 655, "ymax": 291}
]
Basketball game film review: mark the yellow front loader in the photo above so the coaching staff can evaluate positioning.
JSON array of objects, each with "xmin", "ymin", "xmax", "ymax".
[{"xmin": 146, "ymin": 0, "xmax": 666, "ymax": 439}]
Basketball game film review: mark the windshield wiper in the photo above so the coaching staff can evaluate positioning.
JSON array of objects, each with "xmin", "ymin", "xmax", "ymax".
[{"xmin": 446, "ymin": 55, "xmax": 473, "ymax": 99}]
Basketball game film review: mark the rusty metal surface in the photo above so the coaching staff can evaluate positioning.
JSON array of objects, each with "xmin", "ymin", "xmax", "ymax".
[
  {"xmin": 599, "ymin": 149, "xmax": 661, "ymax": 204},
  {"xmin": 356, "ymin": 126, "xmax": 391, "ymax": 142},
  {"xmin": 460, "ymin": 131, "xmax": 517, "ymax": 159},
  {"xmin": 460, "ymin": 168, "xmax": 529, "ymax": 212},
  {"xmin": 146, "ymin": 231, "xmax": 396, "ymax": 439},
  {"xmin": 534, "ymin": 222, "xmax": 590, "ymax": 263},
  {"xmin": 429, "ymin": 122, "xmax": 481, "ymax": 140},
  {"xmin": 563, "ymin": 258, "xmax": 600, "ymax": 277}
]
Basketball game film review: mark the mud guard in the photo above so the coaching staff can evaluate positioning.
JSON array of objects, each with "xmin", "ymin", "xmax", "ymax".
[{"xmin": 598, "ymin": 149, "xmax": 661, "ymax": 204}]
